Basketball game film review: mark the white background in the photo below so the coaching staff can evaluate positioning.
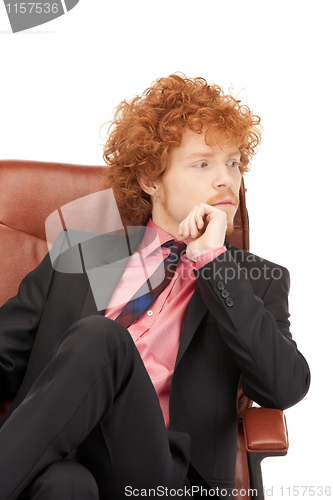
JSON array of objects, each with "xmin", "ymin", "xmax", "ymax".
[{"xmin": 1, "ymin": 0, "xmax": 332, "ymax": 497}]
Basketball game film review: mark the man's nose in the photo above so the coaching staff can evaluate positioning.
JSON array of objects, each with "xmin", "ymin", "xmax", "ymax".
[{"xmin": 213, "ymin": 164, "xmax": 234, "ymax": 188}]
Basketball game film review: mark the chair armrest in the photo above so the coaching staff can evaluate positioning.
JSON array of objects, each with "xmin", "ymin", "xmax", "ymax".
[
  {"xmin": 243, "ymin": 407, "xmax": 289, "ymax": 453},
  {"xmin": 243, "ymin": 408, "xmax": 288, "ymax": 500}
]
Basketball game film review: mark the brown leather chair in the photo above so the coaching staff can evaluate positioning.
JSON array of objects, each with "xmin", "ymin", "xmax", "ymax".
[{"xmin": 0, "ymin": 160, "xmax": 289, "ymax": 499}]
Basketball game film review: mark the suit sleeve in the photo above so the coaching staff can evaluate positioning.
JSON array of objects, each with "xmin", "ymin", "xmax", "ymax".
[
  {"xmin": 194, "ymin": 250, "xmax": 310, "ymax": 410},
  {"xmin": 0, "ymin": 253, "xmax": 54, "ymax": 401}
]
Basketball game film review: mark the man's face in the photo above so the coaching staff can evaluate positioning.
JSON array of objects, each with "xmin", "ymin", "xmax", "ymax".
[{"xmin": 152, "ymin": 128, "xmax": 242, "ymax": 238}]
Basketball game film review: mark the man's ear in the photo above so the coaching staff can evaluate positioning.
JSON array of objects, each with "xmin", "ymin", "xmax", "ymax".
[{"xmin": 138, "ymin": 176, "xmax": 159, "ymax": 197}]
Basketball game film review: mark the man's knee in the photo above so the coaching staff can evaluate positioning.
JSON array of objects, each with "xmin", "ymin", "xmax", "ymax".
[
  {"xmin": 20, "ymin": 460, "xmax": 99, "ymax": 500},
  {"xmin": 58, "ymin": 315, "xmax": 136, "ymax": 361}
]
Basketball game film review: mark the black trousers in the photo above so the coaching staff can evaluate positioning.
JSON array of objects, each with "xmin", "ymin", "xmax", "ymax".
[
  {"xmin": 16, "ymin": 459, "xmax": 99, "ymax": 500},
  {"xmin": 0, "ymin": 316, "xmax": 190, "ymax": 500}
]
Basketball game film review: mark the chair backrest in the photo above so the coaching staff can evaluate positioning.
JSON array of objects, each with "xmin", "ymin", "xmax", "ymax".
[{"xmin": 0, "ymin": 160, "xmax": 103, "ymax": 306}]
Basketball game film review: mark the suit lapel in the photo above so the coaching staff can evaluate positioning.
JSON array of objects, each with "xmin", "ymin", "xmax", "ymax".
[
  {"xmin": 80, "ymin": 228, "xmax": 146, "ymax": 319},
  {"xmin": 174, "ymin": 287, "xmax": 207, "ymax": 368}
]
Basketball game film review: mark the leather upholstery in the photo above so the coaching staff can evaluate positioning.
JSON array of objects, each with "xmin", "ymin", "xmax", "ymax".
[
  {"xmin": 0, "ymin": 161, "xmax": 104, "ymax": 306},
  {"xmin": 243, "ymin": 407, "xmax": 289, "ymax": 453}
]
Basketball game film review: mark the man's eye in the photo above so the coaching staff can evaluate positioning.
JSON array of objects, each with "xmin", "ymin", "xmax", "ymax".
[
  {"xmin": 227, "ymin": 161, "xmax": 240, "ymax": 168},
  {"xmin": 195, "ymin": 161, "xmax": 208, "ymax": 168}
]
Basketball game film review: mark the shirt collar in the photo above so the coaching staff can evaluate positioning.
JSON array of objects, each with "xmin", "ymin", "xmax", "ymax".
[{"xmin": 139, "ymin": 219, "xmax": 190, "ymax": 258}]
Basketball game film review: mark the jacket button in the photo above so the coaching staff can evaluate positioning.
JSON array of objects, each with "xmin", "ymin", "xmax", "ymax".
[
  {"xmin": 226, "ymin": 298, "xmax": 234, "ymax": 307},
  {"xmin": 216, "ymin": 281, "xmax": 225, "ymax": 290},
  {"xmin": 221, "ymin": 289, "xmax": 230, "ymax": 298}
]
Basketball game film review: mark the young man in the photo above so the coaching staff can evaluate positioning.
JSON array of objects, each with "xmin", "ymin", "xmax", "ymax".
[{"xmin": 0, "ymin": 74, "xmax": 310, "ymax": 500}]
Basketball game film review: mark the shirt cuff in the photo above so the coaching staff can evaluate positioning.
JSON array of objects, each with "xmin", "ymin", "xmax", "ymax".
[{"xmin": 193, "ymin": 247, "xmax": 227, "ymax": 270}]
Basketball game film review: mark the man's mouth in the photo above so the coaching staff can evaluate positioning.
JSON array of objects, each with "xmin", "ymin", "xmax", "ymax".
[
  {"xmin": 212, "ymin": 198, "xmax": 235, "ymax": 207},
  {"xmin": 207, "ymin": 191, "xmax": 239, "ymax": 208}
]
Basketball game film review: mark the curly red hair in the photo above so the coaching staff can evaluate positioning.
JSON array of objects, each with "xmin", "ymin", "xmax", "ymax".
[{"xmin": 103, "ymin": 74, "xmax": 262, "ymax": 225}]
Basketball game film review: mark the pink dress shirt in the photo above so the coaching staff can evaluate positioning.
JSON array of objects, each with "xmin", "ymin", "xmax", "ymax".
[{"xmin": 105, "ymin": 219, "xmax": 226, "ymax": 428}]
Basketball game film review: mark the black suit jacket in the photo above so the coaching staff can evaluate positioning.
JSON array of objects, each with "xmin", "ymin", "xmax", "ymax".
[{"xmin": 0, "ymin": 229, "xmax": 310, "ymax": 489}]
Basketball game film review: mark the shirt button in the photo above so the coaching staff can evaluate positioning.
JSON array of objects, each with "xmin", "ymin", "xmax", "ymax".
[
  {"xmin": 226, "ymin": 298, "xmax": 234, "ymax": 307},
  {"xmin": 221, "ymin": 289, "xmax": 230, "ymax": 299},
  {"xmin": 147, "ymin": 310, "xmax": 153, "ymax": 316},
  {"xmin": 216, "ymin": 281, "xmax": 225, "ymax": 291}
]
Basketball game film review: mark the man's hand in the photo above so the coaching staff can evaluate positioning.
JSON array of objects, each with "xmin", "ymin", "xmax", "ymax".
[{"xmin": 177, "ymin": 203, "xmax": 228, "ymax": 262}]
